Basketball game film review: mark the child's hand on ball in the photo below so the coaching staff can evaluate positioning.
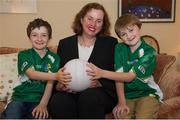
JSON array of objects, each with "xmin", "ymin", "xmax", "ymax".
[
  {"xmin": 56, "ymin": 67, "xmax": 72, "ymax": 85},
  {"xmin": 86, "ymin": 63, "xmax": 103, "ymax": 80}
]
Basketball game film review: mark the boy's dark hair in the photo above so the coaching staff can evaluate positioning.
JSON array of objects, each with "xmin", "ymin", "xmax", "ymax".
[
  {"xmin": 114, "ymin": 13, "xmax": 142, "ymax": 38},
  {"xmin": 72, "ymin": 2, "xmax": 111, "ymax": 36},
  {"xmin": 26, "ymin": 18, "xmax": 52, "ymax": 39}
]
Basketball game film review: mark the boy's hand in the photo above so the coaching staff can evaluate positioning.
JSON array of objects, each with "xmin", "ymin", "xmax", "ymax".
[
  {"xmin": 32, "ymin": 104, "xmax": 48, "ymax": 119},
  {"xmin": 86, "ymin": 63, "xmax": 103, "ymax": 80},
  {"xmin": 56, "ymin": 67, "xmax": 72, "ymax": 85},
  {"xmin": 113, "ymin": 103, "xmax": 129, "ymax": 119}
]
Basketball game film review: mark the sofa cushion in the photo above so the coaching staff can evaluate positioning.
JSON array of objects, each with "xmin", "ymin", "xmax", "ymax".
[
  {"xmin": 158, "ymin": 68, "xmax": 180, "ymax": 100},
  {"xmin": 153, "ymin": 54, "xmax": 176, "ymax": 84},
  {"xmin": 0, "ymin": 53, "xmax": 19, "ymax": 101}
]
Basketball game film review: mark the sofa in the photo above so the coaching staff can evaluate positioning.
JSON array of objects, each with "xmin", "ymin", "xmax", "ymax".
[{"xmin": 0, "ymin": 46, "xmax": 180, "ymax": 119}]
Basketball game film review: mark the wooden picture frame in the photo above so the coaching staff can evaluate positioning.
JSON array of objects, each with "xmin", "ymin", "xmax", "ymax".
[{"xmin": 118, "ymin": 0, "xmax": 176, "ymax": 23}]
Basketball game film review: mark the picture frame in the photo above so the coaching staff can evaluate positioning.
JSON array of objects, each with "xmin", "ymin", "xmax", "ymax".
[
  {"xmin": 118, "ymin": 0, "xmax": 176, "ymax": 23},
  {"xmin": 0, "ymin": 0, "xmax": 37, "ymax": 13}
]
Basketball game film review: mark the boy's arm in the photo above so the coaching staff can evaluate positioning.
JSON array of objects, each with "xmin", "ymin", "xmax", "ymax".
[
  {"xmin": 18, "ymin": 51, "xmax": 71, "ymax": 84},
  {"xmin": 32, "ymin": 80, "xmax": 54, "ymax": 119},
  {"xmin": 87, "ymin": 63, "xmax": 136, "ymax": 82},
  {"xmin": 25, "ymin": 67, "xmax": 71, "ymax": 84},
  {"xmin": 113, "ymin": 82, "xmax": 129, "ymax": 118},
  {"xmin": 116, "ymin": 82, "xmax": 126, "ymax": 105},
  {"xmin": 101, "ymin": 69, "xmax": 136, "ymax": 82},
  {"xmin": 25, "ymin": 68, "xmax": 57, "ymax": 81}
]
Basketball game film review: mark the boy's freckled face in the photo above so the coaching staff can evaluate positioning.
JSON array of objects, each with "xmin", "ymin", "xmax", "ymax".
[
  {"xmin": 29, "ymin": 26, "xmax": 49, "ymax": 50},
  {"xmin": 119, "ymin": 24, "xmax": 141, "ymax": 48}
]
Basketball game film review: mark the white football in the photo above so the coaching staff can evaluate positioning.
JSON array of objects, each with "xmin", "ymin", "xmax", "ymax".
[{"xmin": 64, "ymin": 59, "xmax": 91, "ymax": 92}]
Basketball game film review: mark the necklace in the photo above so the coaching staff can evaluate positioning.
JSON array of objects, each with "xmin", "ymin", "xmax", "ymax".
[{"xmin": 79, "ymin": 36, "xmax": 96, "ymax": 48}]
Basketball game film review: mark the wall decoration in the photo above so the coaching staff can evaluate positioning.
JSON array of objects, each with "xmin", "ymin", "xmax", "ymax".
[
  {"xmin": 0, "ymin": 0, "xmax": 37, "ymax": 13},
  {"xmin": 118, "ymin": 0, "xmax": 175, "ymax": 23}
]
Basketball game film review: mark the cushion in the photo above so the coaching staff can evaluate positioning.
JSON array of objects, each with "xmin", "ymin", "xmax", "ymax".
[
  {"xmin": 158, "ymin": 68, "xmax": 180, "ymax": 100},
  {"xmin": 0, "ymin": 101, "xmax": 6, "ymax": 115},
  {"xmin": 0, "ymin": 47, "xmax": 24, "ymax": 54},
  {"xmin": 158, "ymin": 96, "xmax": 180, "ymax": 118},
  {"xmin": 153, "ymin": 54, "xmax": 176, "ymax": 84},
  {"xmin": 0, "ymin": 53, "xmax": 19, "ymax": 101}
]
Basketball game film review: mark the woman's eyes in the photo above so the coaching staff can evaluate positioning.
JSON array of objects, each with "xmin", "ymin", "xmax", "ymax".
[
  {"xmin": 87, "ymin": 17, "xmax": 102, "ymax": 23},
  {"xmin": 87, "ymin": 17, "xmax": 93, "ymax": 21}
]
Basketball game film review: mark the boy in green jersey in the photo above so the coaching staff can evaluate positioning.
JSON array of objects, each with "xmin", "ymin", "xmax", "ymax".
[
  {"xmin": 87, "ymin": 13, "xmax": 163, "ymax": 119},
  {"xmin": 2, "ymin": 18, "xmax": 71, "ymax": 119}
]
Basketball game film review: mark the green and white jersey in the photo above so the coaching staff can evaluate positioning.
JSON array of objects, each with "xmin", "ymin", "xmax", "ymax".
[
  {"xmin": 12, "ymin": 48, "xmax": 60, "ymax": 102},
  {"xmin": 115, "ymin": 39, "xmax": 163, "ymax": 100}
]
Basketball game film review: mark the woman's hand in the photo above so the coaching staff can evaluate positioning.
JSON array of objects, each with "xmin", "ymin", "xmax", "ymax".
[
  {"xmin": 32, "ymin": 104, "xmax": 49, "ymax": 119},
  {"xmin": 113, "ymin": 103, "xmax": 129, "ymax": 119},
  {"xmin": 56, "ymin": 67, "xmax": 72, "ymax": 85},
  {"xmin": 56, "ymin": 82, "xmax": 76, "ymax": 93},
  {"xmin": 89, "ymin": 79, "xmax": 102, "ymax": 88}
]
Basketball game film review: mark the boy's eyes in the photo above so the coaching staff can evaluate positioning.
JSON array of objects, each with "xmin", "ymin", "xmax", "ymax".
[
  {"xmin": 31, "ymin": 34, "xmax": 38, "ymax": 37},
  {"xmin": 42, "ymin": 34, "xmax": 48, "ymax": 37},
  {"xmin": 30, "ymin": 34, "xmax": 48, "ymax": 37},
  {"xmin": 129, "ymin": 28, "xmax": 133, "ymax": 32},
  {"xmin": 120, "ymin": 33, "xmax": 126, "ymax": 37},
  {"xmin": 120, "ymin": 27, "xmax": 134, "ymax": 37}
]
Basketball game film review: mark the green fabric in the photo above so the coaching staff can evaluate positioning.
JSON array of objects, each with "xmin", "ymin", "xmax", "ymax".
[
  {"xmin": 12, "ymin": 48, "xmax": 60, "ymax": 102},
  {"xmin": 115, "ymin": 39, "xmax": 157, "ymax": 99}
]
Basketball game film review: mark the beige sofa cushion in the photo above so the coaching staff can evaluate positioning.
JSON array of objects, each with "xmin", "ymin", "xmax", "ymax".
[{"xmin": 0, "ymin": 53, "xmax": 19, "ymax": 101}]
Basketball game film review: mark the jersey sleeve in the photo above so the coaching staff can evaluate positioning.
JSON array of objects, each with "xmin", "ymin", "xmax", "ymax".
[
  {"xmin": 114, "ymin": 44, "xmax": 123, "ymax": 72},
  {"xmin": 131, "ymin": 48, "xmax": 156, "ymax": 79},
  {"xmin": 18, "ymin": 51, "xmax": 33, "ymax": 75}
]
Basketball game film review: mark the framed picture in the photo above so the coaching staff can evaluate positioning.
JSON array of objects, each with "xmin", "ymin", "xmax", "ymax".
[
  {"xmin": 0, "ymin": 0, "xmax": 37, "ymax": 13},
  {"xmin": 118, "ymin": 0, "xmax": 176, "ymax": 23}
]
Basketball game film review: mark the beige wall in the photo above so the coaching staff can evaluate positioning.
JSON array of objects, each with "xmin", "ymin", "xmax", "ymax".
[{"xmin": 0, "ymin": 0, "xmax": 180, "ymax": 58}]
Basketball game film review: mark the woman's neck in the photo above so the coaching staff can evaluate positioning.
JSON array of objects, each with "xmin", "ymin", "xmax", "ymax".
[{"xmin": 78, "ymin": 35, "xmax": 96, "ymax": 47}]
